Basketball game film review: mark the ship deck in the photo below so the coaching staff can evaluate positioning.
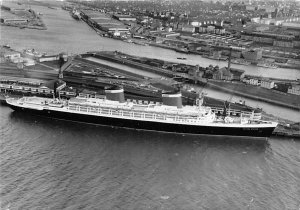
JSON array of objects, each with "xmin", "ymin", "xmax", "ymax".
[{"xmin": 7, "ymin": 97, "xmax": 277, "ymax": 128}]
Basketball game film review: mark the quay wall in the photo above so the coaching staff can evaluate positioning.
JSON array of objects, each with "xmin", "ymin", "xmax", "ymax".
[
  {"xmin": 82, "ymin": 53, "xmax": 174, "ymax": 78},
  {"xmin": 75, "ymin": 57, "xmax": 145, "ymax": 79},
  {"xmin": 206, "ymin": 81, "xmax": 300, "ymax": 110}
]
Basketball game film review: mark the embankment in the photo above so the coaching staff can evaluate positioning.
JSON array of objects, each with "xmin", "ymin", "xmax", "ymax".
[{"xmin": 206, "ymin": 80, "xmax": 300, "ymax": 110}]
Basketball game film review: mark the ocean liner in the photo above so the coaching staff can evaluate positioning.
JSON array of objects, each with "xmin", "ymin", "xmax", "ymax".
[{"xmin": 6, "ymin": 86, "xmax": 277, "ymax": 138}]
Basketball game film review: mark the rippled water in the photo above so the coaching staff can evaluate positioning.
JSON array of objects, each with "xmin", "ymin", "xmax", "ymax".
[
  {"xmin": 1, "ymin": 3, "xmax": 300, "ymax": 210},
  {"xmin": 1, "ymin": 106, "xmax": 300, "ymax": 209}
]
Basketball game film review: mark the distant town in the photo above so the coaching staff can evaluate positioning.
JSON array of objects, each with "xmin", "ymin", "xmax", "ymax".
[
  {"xmin": 1, "ymin": 0, "xmax": 300, "ymax": 94},
  {"xmin": 2, "ymin": 0, "xmax": 300, "ymax": 67}
]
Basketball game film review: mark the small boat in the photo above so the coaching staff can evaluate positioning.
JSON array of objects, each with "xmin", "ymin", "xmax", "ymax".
[
  {"xmin": 71, "ymin": 10, "xmax": 81, "ymax": 20},
  {"xmin": 3, "ymin": 44, "xmax": 10, "ymax": 48},
  {"xmin": 257, "ymin": 62, "xmax": 278, "ymax": 69},
  {"xmin": 123, "ymin": 39, "xmax": 133, "ymax": 43},
  {"xmin": 177, "ymin": 57, "xmax": 187, "ymax": 60},
  {"xmin": 231, "ymin": 59, "xmax": 251, "ymax": 66},
  {"xmin": 202, "ymin": 54, "xmax": 227, "ymax": 61},
  {"xmin": 175, "ymin": 48, "xmax": 189, "ymax": 54},
  {"xmin": 208, "ymin": 56, "xmax": 227, "ymax": 61}
]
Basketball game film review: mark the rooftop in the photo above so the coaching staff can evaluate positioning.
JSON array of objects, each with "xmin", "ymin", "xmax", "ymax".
[
  {"xmin": 113, "ymin": 14, "xmax": 136, "ymax": 18},
  {"xmin": 0, "ymin": 76, "xmax": 47, "ymax": 85}
]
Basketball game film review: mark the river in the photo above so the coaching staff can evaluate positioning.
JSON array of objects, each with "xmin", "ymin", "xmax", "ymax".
[{"xmin": 0, "ymin": 4, "xmax": 299, "ymax": 81}]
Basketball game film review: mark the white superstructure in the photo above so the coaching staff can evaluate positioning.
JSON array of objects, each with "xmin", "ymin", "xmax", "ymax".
[{"xmin": 6, "ymin": 96, "xmax": 278, "ymax": 129}]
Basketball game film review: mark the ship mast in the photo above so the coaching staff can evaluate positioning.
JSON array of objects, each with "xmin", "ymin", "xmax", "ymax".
[{"xmin": 224, "ymin": 48, "xmax": 233, "ymax": 118}]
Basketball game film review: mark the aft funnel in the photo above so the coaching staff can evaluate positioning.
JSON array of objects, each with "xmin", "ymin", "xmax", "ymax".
[
  {"xmin": 104, "ymin": 85, "xmax": 125, "ymax": 103},
  {"xmin": 162, "ymin": 91, "xmax": 182, "ymax": 108}
]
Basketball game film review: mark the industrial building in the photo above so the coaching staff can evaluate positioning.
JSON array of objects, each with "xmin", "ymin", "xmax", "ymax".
[
  {"xmin": 288, "ymin": 84, "xmax": 300, "ymax": 95},
  {"xmin": 80, "ymin": 10, "xmax": 129, "ymax": 35},
  {"xmin": 242, "ymin": 48, "xmax": 263, "ymax": 61},
  {"xmin": 0, "ymin": 8, "xmax": 28, "ymax": 24},
  {"xmin": 112, "ymin": 14, "xmax": 136, "ymax": 22},
  {"xmin": 241, "ymin": 31, "xmax": 298, "ymax": 48},
  {"xmin": 212, "ymin": 67, "xmax": 245, "ymax": 81},
  {"xmin": 197, "ymin": 34, "xmax": 253, "ymax": 47}
]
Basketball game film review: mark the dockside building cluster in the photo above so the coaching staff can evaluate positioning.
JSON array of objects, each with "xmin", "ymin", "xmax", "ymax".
[
  {"xmin": 80, "ymin": 10, "xmax": 129, "ymax": 36},
  {"xmin": 241, "ymin": 31, "xmax": 300, "ymax": 49}
]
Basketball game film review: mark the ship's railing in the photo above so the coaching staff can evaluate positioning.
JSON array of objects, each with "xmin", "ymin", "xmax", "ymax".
[
  {"xmin": 67, "ymin": 104, "xmax": 210, "ymax": 124},
  {"xmin": 210, "ymin": 107, "xmax": 261, "ymax": 120}
]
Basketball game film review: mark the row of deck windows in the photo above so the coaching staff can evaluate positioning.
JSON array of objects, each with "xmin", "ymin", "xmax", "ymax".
[{"xmin": 68, "ymin": 105, "xmax": 202, "ymax": 122}]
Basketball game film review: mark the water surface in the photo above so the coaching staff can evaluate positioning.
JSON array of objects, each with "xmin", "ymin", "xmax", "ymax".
[{"xmin": 1, "ymin": 106, "xmax": 299, "ymax": 209}]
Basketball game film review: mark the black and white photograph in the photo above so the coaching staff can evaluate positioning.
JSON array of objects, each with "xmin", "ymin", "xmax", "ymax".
[{"xmin": 0, "ymin": 0, "xmax": 300, "ymax": 209}]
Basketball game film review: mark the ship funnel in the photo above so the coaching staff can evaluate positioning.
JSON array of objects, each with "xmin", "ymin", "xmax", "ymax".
[
  {"xmin": 162, "ymin": 91, "xmax": 182, "ymax": 108},
  {"xmin": 105, "ymin": 85, "xmax": 125, "ymax": 103}
]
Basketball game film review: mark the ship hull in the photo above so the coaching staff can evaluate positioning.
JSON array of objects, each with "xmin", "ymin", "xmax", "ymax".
[{"xmin": 7, "ymin": 103, "xmax": 275, "ymax": 138}]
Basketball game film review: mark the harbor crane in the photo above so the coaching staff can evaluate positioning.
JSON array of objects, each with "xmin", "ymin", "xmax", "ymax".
[
  {"xmin": 44, "ymin": 54, "xmax": 73, "ymax": 99},
  {"xmin": 210, "ymin": 46, "xmax": 235, "ymax": 116},
  {"xmin": 211, "ymin": 45, "xmax": 234, "ymax": 70},
  {"xmin": 58, "ymin": 54, "xmax": 73, "ymax": 79}
]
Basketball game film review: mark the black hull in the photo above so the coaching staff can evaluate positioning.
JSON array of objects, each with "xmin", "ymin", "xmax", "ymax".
[{"xmin": 8, "ymin": 104, "xmax": 275, "ymax": 138}]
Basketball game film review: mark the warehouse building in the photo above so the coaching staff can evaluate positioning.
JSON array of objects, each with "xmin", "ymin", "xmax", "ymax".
[{"xmin": 80, "ymin": 10, "xmax": 129, "ymax": 35}]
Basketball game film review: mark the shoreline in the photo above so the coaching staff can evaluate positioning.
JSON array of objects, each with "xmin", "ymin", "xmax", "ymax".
[
  {"xmin": 205, "ymin": 81, "xmax": 300, "ymax": 111},
  {"xmin": 0, "ymin": 24, "xmax": 47, "ymax": 30},
  {"xmin": 77, "ymin": 13, "xmax": 299, "ymax": 72},
  {"xmin": 81, "ymin": 51, "xmax": 300, "ymax": 111}
]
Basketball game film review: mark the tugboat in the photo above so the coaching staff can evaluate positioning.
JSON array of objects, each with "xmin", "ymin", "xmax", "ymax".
[
  {"xmin": 3, "ymin": 44, "xmax": 11, "ymax": 49},
  {"xmin": 231, "ymin": 59, "xmax": 251, "ymax": 66},
  {"xmin": 71, "ymin": 10, "xmax": 81, "ymax": 20},
  {"xmin": 175, "ymin": 48, "xmax": 189, "ymax": 54},
  {"xmin": 6, "ymin": 86, "xmax": 278, "ymax": 138}
]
